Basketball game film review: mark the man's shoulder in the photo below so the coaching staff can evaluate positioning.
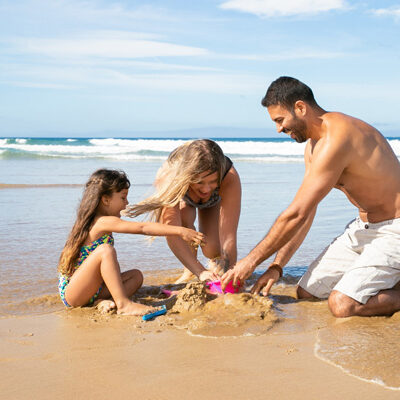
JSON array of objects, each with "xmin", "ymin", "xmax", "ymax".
[
  {"xmin": 321, "ymin": 112, "xmax": 357, "ymax": 143},
  {"xmin": 322, "ymin": 111, "xmax": 354, "ymax": 128}
]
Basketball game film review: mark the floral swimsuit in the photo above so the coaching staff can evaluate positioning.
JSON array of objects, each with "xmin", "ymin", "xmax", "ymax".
[{"xmin": 58, "ymin": 234, "xmax": 114, "ymax": 307}]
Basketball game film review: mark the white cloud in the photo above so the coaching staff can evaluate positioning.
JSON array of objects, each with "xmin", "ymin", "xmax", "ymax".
[
  {"xmin": 11, "ymin": 34, "xmax": 208, "ymax": 59},
  {"xmin": 0, "ymin": 0, "xmax": 176, "ymax": 28},
  {"xmin": 370, "ymin": 7, "xmax": 400, "ymax": 19},
  {"xmin": 219, "ymin": 0, "xmax": 348, "ymax": 17},
  {"xmin": 1, "ymin": 81, "xmax": 78, "ymax": 90},
  {"xmin": 0, "ymin": 61, "xmax": 264, "ymax": 94},
  {"xmin": 223, "ymin": 50, "xmax": 348, "ymax": 61}
]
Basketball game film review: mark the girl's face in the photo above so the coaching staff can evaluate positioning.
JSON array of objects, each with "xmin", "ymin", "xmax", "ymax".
[
  {"xmin": 103, "ymin": 188, "xmax": 129, "ymax": 217},
  {"xmin": 188, "ymin": 170, "xmax": 219, "ymax": 202}
]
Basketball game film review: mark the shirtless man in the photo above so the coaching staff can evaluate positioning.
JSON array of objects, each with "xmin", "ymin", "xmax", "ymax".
[{"xmin": 221, "ymin": 76, "xmax": 400, "ymax": 317}]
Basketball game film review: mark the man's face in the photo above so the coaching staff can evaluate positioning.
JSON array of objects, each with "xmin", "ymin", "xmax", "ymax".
[{"xmin": 267, "ymin": 104, "xmax": 308, "ymax": 143}]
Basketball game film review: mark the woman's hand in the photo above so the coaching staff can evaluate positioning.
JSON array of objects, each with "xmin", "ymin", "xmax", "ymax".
[
  {"xmin": 198, "ymin": 270, "xmax": 219, "ymax": 282},
  {"xmin": 180, "ymin": 227, "xmax": 205, "ymax": 249}
]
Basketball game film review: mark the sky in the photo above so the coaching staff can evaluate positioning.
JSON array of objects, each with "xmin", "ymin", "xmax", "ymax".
[{"xmin": 0, "ymin": 0, "xmax": 400, "ymax": 137}]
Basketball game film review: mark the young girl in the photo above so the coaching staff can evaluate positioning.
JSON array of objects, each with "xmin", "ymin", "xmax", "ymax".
[
  {"xmin": 57, "ymin": 168, "xmax": 204, "ymax": 316},
  {"xmin": 127, "ymin": 139, "xmax": 241, "ymax": 284}
]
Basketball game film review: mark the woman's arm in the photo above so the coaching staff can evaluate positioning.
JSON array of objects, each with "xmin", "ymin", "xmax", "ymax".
[{"xmin": 218, "ymin": 166, "xmax": 242, "ymax": 268}]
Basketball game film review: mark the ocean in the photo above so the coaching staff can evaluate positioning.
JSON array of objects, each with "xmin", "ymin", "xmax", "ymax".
[{"xmin": 1, "ymin": 136, "xmax": 400, "ymax": 390}]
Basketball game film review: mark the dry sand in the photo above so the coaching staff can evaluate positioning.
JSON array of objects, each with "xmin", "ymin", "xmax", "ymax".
[{"xmin": 1, "ymin": 282, "xmax": 399, "ymax": 400}]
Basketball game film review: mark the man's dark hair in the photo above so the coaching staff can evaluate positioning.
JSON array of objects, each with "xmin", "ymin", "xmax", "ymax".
[{"xmin": 261, "ymin": 76, "xmax": 318, "ymax": 110}]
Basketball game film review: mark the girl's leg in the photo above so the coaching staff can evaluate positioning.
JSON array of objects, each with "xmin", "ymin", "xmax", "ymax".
[
  {"xmin": 95, "ymin": 269, "xmax": 144, "ymax": 313},
  {"xmin": 174, "ymin": 202, "xmax": 197, "ymax": 283},
  {"xmin": 65, "ymin": 244, "xmax": 155, "ymax": 316},
  {"xmin": 97, "ymin": 269, "xmax": 144, "ymax": 299}
]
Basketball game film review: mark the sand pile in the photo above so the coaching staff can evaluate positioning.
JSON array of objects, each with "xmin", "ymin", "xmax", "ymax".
[
  {"xmin": 171, "ymin": 282, "xmax": 209, "ymax": 312},
  {"xmin": 168, "ymin": 282, "xmax": 278, "ymax": 337}
]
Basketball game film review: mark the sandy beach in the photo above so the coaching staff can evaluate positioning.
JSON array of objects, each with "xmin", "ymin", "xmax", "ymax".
[
  {"xmin": 2, "ymin": 277, "xmax": 400, "ymax": 400},
  {"xmin": 2, "ymin": 309, "xmax": 399, "ymax": 400}
]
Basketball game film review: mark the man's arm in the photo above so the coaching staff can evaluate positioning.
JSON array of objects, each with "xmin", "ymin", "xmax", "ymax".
[
  {"xmin": 222, "ymin": 131, "xmax": 351, "ymax": 288},
  {"xmin": 251, "ymin": 206, "xmax": 316, "ymax": 295}
]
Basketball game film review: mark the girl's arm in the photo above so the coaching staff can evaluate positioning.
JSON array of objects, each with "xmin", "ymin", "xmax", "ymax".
[
  {"xmin": 218, "ymin": 166, "xmax": 242, "ymax": 268},
  {"xmin": 95, "ymin": 216, "xmax": 204, "ymax": 245},
  {"xmin": 161, "ymin": 205, "xmax": 218, "ymax": 281}
]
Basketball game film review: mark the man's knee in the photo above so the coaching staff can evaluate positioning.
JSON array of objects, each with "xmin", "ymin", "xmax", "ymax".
[
  {"xmin": 296, "ymin": 285, "xmax": 315, "ymax": 299},
  {"xmin": 328, "ymin": 290, "xmax": 359, "ymax": 318}
]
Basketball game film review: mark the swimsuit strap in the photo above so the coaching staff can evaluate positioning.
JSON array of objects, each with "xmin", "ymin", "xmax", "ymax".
[{"xmin": 223, "ymin": 156, "xmax": 233, "ymax": 179}]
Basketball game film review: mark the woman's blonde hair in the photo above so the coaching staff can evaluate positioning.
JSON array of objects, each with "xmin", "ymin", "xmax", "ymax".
[
  {"xmin": 58, "ymin": 169, "xmax": 130, "ymax": 277},
  {"xmin": 126, "ymin": 139, "xmax": 226, "ymax": 222}
]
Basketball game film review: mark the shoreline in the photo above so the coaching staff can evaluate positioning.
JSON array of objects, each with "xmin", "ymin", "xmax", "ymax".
[
  {"xmin": 1, "ymin": 311, "xmax": 399, "ymax": 400},
  {"xmin": 0, "ymin": 183, "xmax": 83, "ymax": 189}
]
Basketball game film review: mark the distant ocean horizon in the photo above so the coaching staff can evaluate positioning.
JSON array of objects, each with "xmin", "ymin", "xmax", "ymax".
[{"xmin": 2, "ymin": 136, "xmax": 400, "ymax": 165}]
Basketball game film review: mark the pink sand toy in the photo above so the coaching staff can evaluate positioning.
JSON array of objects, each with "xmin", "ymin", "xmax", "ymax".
[{"xmin": 206, "ymin": 280, "xmax": 240, "ymax": 294}]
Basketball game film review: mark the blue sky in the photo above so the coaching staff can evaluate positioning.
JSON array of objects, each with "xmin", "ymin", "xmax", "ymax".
[{"xmin": 1, "ymin": 0, "xmax": 400, "ymax": 137}]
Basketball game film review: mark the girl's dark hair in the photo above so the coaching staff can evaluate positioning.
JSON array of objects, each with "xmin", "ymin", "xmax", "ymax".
[
  {"xmin": 261, "ymin": 76, "xmax": 318, "ymax": 110},
  {"xmin": 58, "ymin": 169, "xmax": 130, "ymax": 276}
]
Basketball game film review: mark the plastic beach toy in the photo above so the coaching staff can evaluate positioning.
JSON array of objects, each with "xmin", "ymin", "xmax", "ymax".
[
  {"xmin": 161, "ymin": 289, "xmax": 180, "ymax": 297},
  {"xmin": 142, "ymin": 305, "xmax": 167, "ymax": 321},
  {"xmin": 206, "ymin": 280, "xmax": 240, "ymax": 294}
]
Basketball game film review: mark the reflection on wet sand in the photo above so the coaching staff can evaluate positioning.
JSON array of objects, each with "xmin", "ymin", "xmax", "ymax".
[{"xmin": 315, "ymin": 312, "xmax": 400, "ymax": 390}]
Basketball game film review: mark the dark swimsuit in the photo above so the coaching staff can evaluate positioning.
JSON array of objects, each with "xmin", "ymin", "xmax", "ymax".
[{"xmin": 183, "ymin": 156, "xmax": 233, "ymax": 209}]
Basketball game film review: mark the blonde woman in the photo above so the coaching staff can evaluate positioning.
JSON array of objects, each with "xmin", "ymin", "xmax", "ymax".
[{"xmin": 127, "ymin": 139, "xmax": 241, "ymax": 283}]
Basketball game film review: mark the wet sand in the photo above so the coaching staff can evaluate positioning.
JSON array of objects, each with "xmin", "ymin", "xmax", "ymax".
[
  {"xmin": 1, "ymin": 280, "xmax": 400, "ymax": 399},
  {"xmin": 0, "ymin": 183, "xmax": 82, "ymax": 189},
  {"xmin": 1, "ymin": 313, "xmax": 399, "ymax": 400}
]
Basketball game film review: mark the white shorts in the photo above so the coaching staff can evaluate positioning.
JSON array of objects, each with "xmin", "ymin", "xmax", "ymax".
[{"xmin": 298, "ymin": 217, "xmax": 400, "ymax": 304}]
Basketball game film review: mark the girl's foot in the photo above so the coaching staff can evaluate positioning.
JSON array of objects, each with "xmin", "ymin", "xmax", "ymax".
[
  {"xmin": 117, "ymin": 301, "xmax": 156, "ymax": 316},
  {"xmin": 95, "ymin": 299, "xmax": 116, "ymax": 314}
]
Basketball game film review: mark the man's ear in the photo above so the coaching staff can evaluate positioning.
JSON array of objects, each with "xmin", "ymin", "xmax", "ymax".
[{"xmin": 294, "ymin": 100, "xmax": 307, "ymax": 117}]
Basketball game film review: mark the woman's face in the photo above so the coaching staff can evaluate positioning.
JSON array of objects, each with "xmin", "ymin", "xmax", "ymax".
[{"xmin": 188, "ymin": 170, "xmax": 219, "ymax": 202}]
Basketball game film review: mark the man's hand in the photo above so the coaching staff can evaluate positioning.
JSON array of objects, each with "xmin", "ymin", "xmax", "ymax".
[
  {"xmin": 250, "ymin": 264, "xmax": 282, "ymax": 296},
  {"xmin": 221, "ymin": 257, "xmax": 255, "ymax": 290}
]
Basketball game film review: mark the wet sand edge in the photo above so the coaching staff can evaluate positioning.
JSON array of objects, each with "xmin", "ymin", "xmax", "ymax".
[{"xmin": 0, "ymin": 183, "xmax": 83, "ymax": 189}]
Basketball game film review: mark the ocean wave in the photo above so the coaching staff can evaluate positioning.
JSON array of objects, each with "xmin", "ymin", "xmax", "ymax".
[{"xmin": 1, "ymin": 137, "xmax": 399, "ymax": 162}]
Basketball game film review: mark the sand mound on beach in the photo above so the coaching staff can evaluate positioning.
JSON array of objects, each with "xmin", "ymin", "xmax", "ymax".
[
  {"xmin": 65, "ymin": 281, "xmax": 278, "ymax": 338},
  {"xmin": 171, "ymin": 282, "xmax": 209, "ymax": 312},
  {"xmin": 168, "ymin": 282, "xmax": 278, "ymax": 337}
]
